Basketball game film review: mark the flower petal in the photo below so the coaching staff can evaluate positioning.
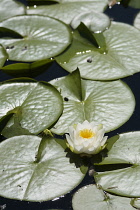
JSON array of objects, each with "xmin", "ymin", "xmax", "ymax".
[
  {"xmin": 101, "ymin": 136, "xmax": 108, "ymax": 146},
  {"xmin": 66, "ymin": 120, "xmax": 107, "ymax": 155},
  {"xmin": 65, "ymin": 134, "xmax": 74, "ymax": 148}
]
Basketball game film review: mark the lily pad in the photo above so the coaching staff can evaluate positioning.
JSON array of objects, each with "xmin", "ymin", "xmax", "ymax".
[
  {"xmin": 0, "ymin": 59, "xmax": 54, "ymax": 77},
  {"xmin": 131, "ymin": 198, "xmax": 140, "ymax": 209},
  {"xmin": 94, "ymin": 131, "xmax": 140, "ymax": 197},
  {"xmin": 0, "ymin": 15, "xmax": 71, "ymax": 62},
  {"xmin": 71, "ymin": 11, "xmax": 111, "ymax": 33},
  {"xmin": 56, "ymin": 22, "xmax": 140, "ymax": 80},
  {"xmin": 76, "ymin": 22, "xmax": 107, "ymax": 52},
  {"xmin": 50, "ymin": 70, "xmax": 135, "ymax": 135},
  {"xmin": 129, "ymin": 0, "xmax": 140, "ymax": 8},
  {"xmin": 27, "ymin": 0, "xmax": 108, "ymax": 24},
  {"xmin": 0, "ymin": 135, "xmax": 84, "ymax": 201},
  {"xmin": 72, "ymin": 184, "xmax": 134, "ymax": 210},
  {"xmin": 0, "ymin": 45, "xmax": 8, "ymax": 68},
  {"xmin": 0, "ymin": 80, "xmax": 63, "ymax": 137},
  {"xmin": 134, "ymin": 12, "xmax": 140, "ymax": 30},
  {"xmin": 0, "ymin": 0, "xmax": 25, "ymax": 22}
]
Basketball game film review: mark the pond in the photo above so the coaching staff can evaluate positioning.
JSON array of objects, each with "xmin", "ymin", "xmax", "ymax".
[{"xmin": 0, "ymin": 0, "xmax": 140, "ymax": 210}]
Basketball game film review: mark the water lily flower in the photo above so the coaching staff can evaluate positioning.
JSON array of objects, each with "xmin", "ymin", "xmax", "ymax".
[{"xmin": 65, "ymin": 120, "xmax": 107, "ymax": 155}]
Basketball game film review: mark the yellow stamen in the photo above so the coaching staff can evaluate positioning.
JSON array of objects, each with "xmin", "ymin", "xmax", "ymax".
[{"xmin": 79, "ymin": 129, "xmax": 95, "ymax": 139}]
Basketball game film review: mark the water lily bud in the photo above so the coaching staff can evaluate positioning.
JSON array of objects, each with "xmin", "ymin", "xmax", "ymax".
[{"xmin": 65, "ymin": 120, "xmax": 107, "ymax": 155}]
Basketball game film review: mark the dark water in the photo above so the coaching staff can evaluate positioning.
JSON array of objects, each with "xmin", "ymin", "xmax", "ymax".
[{"xmin": 0, "ymin": 1, "xmax": 140, "ymax": 210}]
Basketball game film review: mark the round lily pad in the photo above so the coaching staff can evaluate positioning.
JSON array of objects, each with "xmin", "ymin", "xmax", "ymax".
[
  {"xmin": 56, "ymin": 21, "xmax": 140, "ymax": 80},
  {"xmin": 71, "ymin": 11, "xmax": 111, "ymax": 33},
  {"xmin": 0, "ymin": 45, "xmax": 8, "ymax": 68},
  {"xmin": 0, "ymin": 80, "xmax": 63, "ymax": 138},
  {"xmin": 94, "ymin": 131, "xmax": 140, "ymax": 197},
  {"xmin": 72, "ymin": 184, "xmax": 134, "ymax": 210},
  {"xmin": 134, "ymin": 12, "xmax": 140, "ymax": 30},
  {"xmin": 50, "ymin": 70, "xmax": 135, "ymax": 135},
  {"xmin": 0, "ymin": 135, "xmax": 84, "ymax": 201},
  {"xmin": 27, "ymin": 0, "xmax": 108, "ymax": 24},
  {"xmin": 0, "ymin": 15, "xmax": 71, "ymax": 62},
  {"xmin": 0, "ymin": 0, "xmax": 25, "ymax": 22}
]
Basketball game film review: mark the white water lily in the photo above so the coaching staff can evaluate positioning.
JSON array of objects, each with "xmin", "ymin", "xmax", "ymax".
[{"xmin": 65, "ymin": 120, "xmax": 107, "ymax": 155}]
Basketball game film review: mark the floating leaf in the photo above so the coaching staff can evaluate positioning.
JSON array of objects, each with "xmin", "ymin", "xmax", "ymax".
[
  {"xmin": 94, "ymin": 131, "xmax": 140, "ymax": 197},
  {"xmin": 0, "ymin": 0, "xmax": 25, "ymax": 22},
  {"xmin": 0, "ymin": 112, "xmax": 14, "ymax": 133},
  {"xmin": 134, "ymin": 12, "xmax": 140, "ymax": 30},
  {"xmin": 0, "ymin": 135, "xmax": 84, "ymax": 201},
  {"xmin": 131, "ymin": 198, "xmax": 140, "ymax": 209},
  {"xmin": 50, "ymin": 70, "xmax": 135, "ymax": 135},
  {"xmin": 71, "ymin": 11, "xmax": 111, "ymax": 33},
  {"xmin": 0, "ymin": 59, "xmax": 54, "ymax": 77},
  {"xmin": 129, "ymin": 0, "xmax": 140, "ymax": 8},
  {"xmin": 77, "ymin": 22, "xmax": 107, "ymax": 53},
  {"xmin": 0, "ymin": 45, "xmax": 8, "ymax": 68},
  {"xmin": 0, "ymin": 80, "xmax": 63, "ymax": 138},
  {"xmin": 72, "ymin": 184, "xmax": 134, "ymax": 210},
  {"xmin": 0, "ymin": 15, "xmax": 71, "ymax": 62},
  {"xmin": 56, "ymin": 22, "xmax": 140, "ymax": 80},
  {"xmin": 27, "ymin": 0, "xmax": 108, "ymax": 24}
]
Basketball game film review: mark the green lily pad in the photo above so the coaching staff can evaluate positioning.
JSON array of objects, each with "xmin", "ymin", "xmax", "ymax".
[
  {"xmin": 56, "ymin": 22, "xmax": 140, "ymax": 80},
  {"xmin": 27, "ymin": 0, "xmax": 108, "ymax": 24},
  {"xmin": 0, "ymin": 0, "xmax": 25, "ymax": 22},
  {"xmin": 76, "ymin": 22, "xmax": 107, "ymax": 53},
  {"xmin": 0, "ymin": 59, "xmax": 54, "ymax": 77},
  {"xmin": 129, "ymin": 0, "xmax": 140, "ymax": 8},
  {"xmin": 0, "ymin": 135, "xmax": 84, "ymax": 201},
  {"xmin": 50, "ymin": 70, "xmax": 135, "ymax": 135},
  {"xmin": 134, "ymin": 12, "xmax": 140, "ymax": 30},
  {"xmin": 0, "ymin": 45, "xmax": 8, "ymax": 68},
  {"xmin": 0, "ymin": 80, "xmax": 63, "ymax": 138},
  {"xmin": 72, "ymin": 184, "xmax": 134, "ymax": 210},
  {"xmin": 0, "ymin": 15, "xmax": 71, "ymax": 62},
  {"xmin": 131, "ymin": 198, "xmax": 140, "ymax": 208},
  {"xmin": 94, "ymin": 131, "xmax": 140, "ymax": 197},
  {"xmin": 71, "ymin": 11, "xmax": 111, "ymax": 33}
]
